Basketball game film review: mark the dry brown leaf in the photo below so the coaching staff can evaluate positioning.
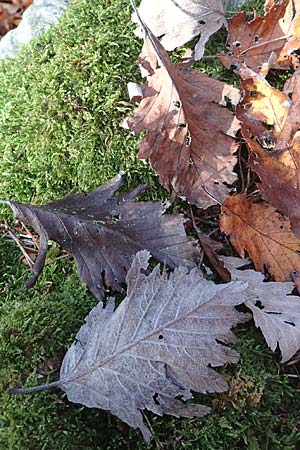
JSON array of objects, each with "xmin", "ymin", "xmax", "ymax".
[
  {"xmin": 218, "ymin": 0, "xmax": 300, "ymax": 76},
  {"xmin": 220, "ymin": 194, "xmax": 300, "ymax": 281},
  {"xmin": 247, "ymin": 133, "xmax": 300, "ymax": 238},
  {"xmin": 237, "ymin": 70, "xmax": 300, "ymax": 236},
  {"xmin": 237, "ymin": 70, "xmax": 300, "ymax": 170},
  {"xmin": 128, "ymin": 34, "xmax": 240, "ymax": 208}
]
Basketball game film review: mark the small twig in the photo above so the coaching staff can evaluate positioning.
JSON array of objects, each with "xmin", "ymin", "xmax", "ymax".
[
  {"xmin": 245, "ymin": 168, "xmax": 252, "ymax": 193},
  {"xmin": 201, "ymin": 185, "xmax": 223, "ymax": 205},
  {"xmin": 189, "ymin": 207, "xmax": 204, "ymax": 265},
  {"xmin": 142, "ymin": 412, "xmax": 165, "ymax": 450},
  {"xmin": 238, "ymin": 147, "xmax": 245, "ymax": 193},
  {"xmin": 7, "ymin": 229, "xmax": 34, "ymax": 267}
]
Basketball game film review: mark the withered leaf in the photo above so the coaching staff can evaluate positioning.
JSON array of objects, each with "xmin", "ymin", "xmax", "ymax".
[
  {"xmin": 241, "ymin": 71, "xmax": 300, "ymax": 236},
  {"xmin": 132, "ymin": 0, "xmax": 230, "ymax": 60},
  {"xmin": 10, "ymin": 251, "xmax": 249, "ymax": 441},
  {"xmin": 1, "ymin": 173, "xmax": 199, "ymax": 300},
  {"xmin": 219, "ymin": 0, "xmax": 300, "ymax": 76},
  {"xmin": 248, "ymin": 134, "xmax": 300, "ymax": 238},
  {"xmin": 220, "ymin": 194, "xmax": 300, "ymax": 281},
  {"xmin": 128, "ymin": 33, "xmax": 240, "ymax": 208},
  {"xmin": 238, "ymin": 69, "xmax": 300, "ymax": 150},
  {"xmin": 224, "ymin": 257, "xmax": 300, "ymax": 363}
]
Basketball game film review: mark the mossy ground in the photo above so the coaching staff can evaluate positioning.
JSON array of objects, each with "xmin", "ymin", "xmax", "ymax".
[{"xmin": 0, "ymin": 0, "xmax": 300, "ymax": 449}]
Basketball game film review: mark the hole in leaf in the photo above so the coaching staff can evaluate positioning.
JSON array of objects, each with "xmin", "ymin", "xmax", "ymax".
[
  {"xmin": 153, "ymin": 393, "xmax": 160, "ymax": 405},
  {"xmin": 254, "ymin": 35, "xmax": 259, "ymax": 43},
  {"xmin": 178, "ymin": 123, "xmax": 187, "ymax": 128},
  {"xmin": 199, "ymin": 20, "xmax": 206, "ymax": 25},
  {"xmin": 249, "ymin": 91, "xmax": 258, "ymax": 97},
  {"xmin": 158, "ymin": 334, "xmax": 164, "ymax": 340},
  {"xmin": 174, "ymin": 100, "xmax": 181, "ymax": 108},
  {"xmin": 255, "ymin": 300, "xmax": 264, "ymax": 309},
  {"xmin": 234, "ymin": 41, "xmax": 241, "ymax": 47}
]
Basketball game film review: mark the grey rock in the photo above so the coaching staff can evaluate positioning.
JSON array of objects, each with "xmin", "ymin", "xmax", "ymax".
[{"xmin": 0, "ymin": 0, "xmax": 69, "ymax": 60}]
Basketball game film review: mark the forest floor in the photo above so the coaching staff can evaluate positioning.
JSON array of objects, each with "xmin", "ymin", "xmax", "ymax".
[{"xmin": 0, "ymin": 0, "xmax": 300, "ymax": 449}]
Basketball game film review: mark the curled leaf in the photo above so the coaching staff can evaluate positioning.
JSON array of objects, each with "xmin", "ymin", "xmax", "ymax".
[{"xmin": 1, "ymin": 173, "xmax": 200, "ymax": 300}]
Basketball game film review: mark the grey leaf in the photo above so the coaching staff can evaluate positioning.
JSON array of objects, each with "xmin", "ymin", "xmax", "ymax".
[
  {"xmin": 1, "ymin": 173, "xmax": 200, "ymax": 300},
  {"xmin": 223, "ymin": 257, "xmax": 300, "ymax": 363},
  {"xmin": 11, "ymin": 251, "xmax": 249, "ymax": 441},
  {"xmin": 132, "ymin": 0, "xmax": 230, "ymax": 60}
]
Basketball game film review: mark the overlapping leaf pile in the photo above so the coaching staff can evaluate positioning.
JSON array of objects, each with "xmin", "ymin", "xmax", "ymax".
[{"xmin": 3, "ymin": 0, "xmax": 300, "ymax": 442}]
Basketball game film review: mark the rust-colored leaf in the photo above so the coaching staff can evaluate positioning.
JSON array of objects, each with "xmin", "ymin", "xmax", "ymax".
[
  {"xmin": 128, "ymin": 34, "xmax": 240, "ymax": 208},
  {"xmin": 218, "ymin": 0, "xmax": 300, "ymax": 76},
  {"xmin": 247, "ymin": 133, "xmax": 300, "ymax": 238},
  {"xmin": 220, "ymin": 194, "xmax": 300, "ymax": 281},
  {"xmin": 238, "ymin": 70, "xmax": 300, "ymax": 237}
]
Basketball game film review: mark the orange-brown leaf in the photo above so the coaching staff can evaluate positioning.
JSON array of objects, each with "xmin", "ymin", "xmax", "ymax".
[
  {"xmin": 218, "ymin": 0, "xmax": 300, "ymax": 76},
  {"xmin": 220, "ymin": 194, "xmax": 300, "ymax": 281}
]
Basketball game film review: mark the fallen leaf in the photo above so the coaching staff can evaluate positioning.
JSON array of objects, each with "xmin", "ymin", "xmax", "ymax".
[
  {"xmin": 132, "ymin": 0, "xmax": 230, "ymax": 60},
  {"xmin": 9, "ymin": 250, "xmax": 249, "ymax": 441},
  {"xmin": 128, "ymin": 33, "xmax": 240, "ymax": 208},
  {"xmin": 1, "ymin": 173, "xmax": 200, "ymax": 300},
  {"xmin": 224, "ymin": 256, "xmax": 300, "ymax": 363},
  {"xmin": 235, "ymin": 69, "xmax": 300, "ymax": 238},
  {"xmin": 218, "ymin": 0, "xmax": 300, "ymax": 75},
  {"xmin": 220, "ymin": 194, "xmax": 300, "ymax": 281},
  {"xmin": 238, "ymin": 69, "xmax": 300, "ymax": 150},
  {"xmin": 238, "ymin": 72, "xmax": 300, "ymax": 236}
]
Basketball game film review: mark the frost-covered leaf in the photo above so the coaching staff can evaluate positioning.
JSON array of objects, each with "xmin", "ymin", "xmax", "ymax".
[
  {"xmin": 10, "ymin": 251, "xmax": 249, "ymax": 441},
  {"xmin": 132, "ymin": 0, "xmax": 230, "ymax": 60},
  {"xmin": 224, "ymin": 257, "xmax": 300, "ymax": 363},
  {"xmin": 1, "ymin": 173, "xmax": 200, "ymax": 300}
]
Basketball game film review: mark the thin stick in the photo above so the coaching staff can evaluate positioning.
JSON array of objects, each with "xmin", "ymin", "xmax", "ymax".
[
  {"xmin": 7, "ymin": 229, "xmax": 34, "ymax": 267},
  {"xmin": 142, "ymin": 412, "xmax": 165, "ymax": 450},
  {"xmin": 201, "ymin": 185, "xmax": 223, "ymax": 205},
  {"xmin": 238, "ymin": 147, "xmax": 245, "ymax": 193}
]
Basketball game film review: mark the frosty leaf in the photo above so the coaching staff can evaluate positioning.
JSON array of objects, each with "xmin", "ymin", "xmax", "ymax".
[
  {"xmin": 9, "ymin": 251, "xmax": 249, "ymax": 441},
  {"xmin": 132, "ymin": 0, "xmax": 230, "ymax": 60},
  {"xmin": 1, "ymin": 173, "xmax": 200, "ymax": 300},
  {"xmin": 128, "ymin": 33, "xmax": 240, "ymax": 208},
  {"xmin": 224, "ymin": 257, "xmax": 300, "ymax": 363}
]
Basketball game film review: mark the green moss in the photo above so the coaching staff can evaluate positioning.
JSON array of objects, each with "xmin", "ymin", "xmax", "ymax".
[{"xmin": 0, "ymin": 0, "xmax": 299, "ymax": 448}]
